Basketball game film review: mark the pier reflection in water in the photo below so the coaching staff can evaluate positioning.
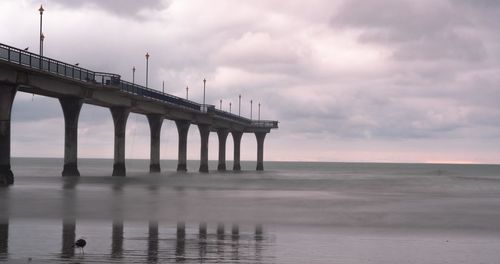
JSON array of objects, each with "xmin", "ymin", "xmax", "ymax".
[
  {"xmin": 0, "ymin": 221, "xmax": 7, "ymax": 260},
  {"xmin": 0, "ymin": 218, "xmax": 273, "ymax": 263}
]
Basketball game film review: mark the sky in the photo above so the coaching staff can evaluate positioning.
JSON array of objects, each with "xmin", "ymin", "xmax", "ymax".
[{"xmin": 1, "ymin": 0, "xmax": 499, "ymax": 164}]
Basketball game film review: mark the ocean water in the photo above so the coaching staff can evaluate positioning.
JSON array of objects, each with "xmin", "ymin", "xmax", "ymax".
[{"xmin": 1, "ymin": 158, "xmax": 500, "ymax": 263}]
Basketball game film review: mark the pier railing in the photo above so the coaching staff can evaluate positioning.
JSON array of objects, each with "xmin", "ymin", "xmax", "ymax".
[
  {"xmin": 120, "ymin": 80, "xmax": 201, "ymax": 111},
  {"xmin": 251, "ymin": 120, "xmax": 279, "ymax": 128},
  {"xmin": 210, "ymin": 108, "xmax": 252, "ymax": 125},
  {"xmin": 0, "ymin": 42, "xmax": 277, "ymax": 127}
]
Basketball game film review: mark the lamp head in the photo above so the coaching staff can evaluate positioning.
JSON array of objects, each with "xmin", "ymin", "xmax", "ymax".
[{"xmin": 39, "ymin": 5, "xmax": 44, "ymax": 14}]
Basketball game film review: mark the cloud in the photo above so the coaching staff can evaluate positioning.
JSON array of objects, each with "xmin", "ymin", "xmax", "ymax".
[
  {"xmin": 33, "ymin": 0, "xmax": 169, "ymax": 17},
  {"xmin": 2, "ymin": 0, "xmax": 500, "ymax": 163}
]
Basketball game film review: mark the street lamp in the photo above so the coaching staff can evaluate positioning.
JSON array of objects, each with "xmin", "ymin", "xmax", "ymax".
[
  {"xmin": 203, "ymin": 78, "xmax": 206, "ymax": 106},
  {"xmin": 39, "ymin": 5, "xmax": 44, "ymax": 56},
  {"xmin": 238, "ymin": 94, "xmax": 241, "ymax": 116},
  {"xmin": 145, "ymin": 52, "xmax": 150, "ymax": 88},
  {"xmin": 186, "ymin": 86, "xmax": 189, "ymax": 99},
  {"xmin": 40, "ymin": 33, "xmax": 45, "ymax": 56},
  {"xmin": 229, "ymin": 102, "xmax": 232, "ymax": 113},
  {"xmin": 132, "ymin": 66, "xmax": 136, "ymax": 85},
  {"xmin": 258, "ymin": 102, "xmax": 261, "ymax": 121},
  {"xmin": 220, "ymin": 99, "xmax": 222, "ymax": 110},
  {"xmin": 250, "ymin": 100, "xmax": 253, "ymax": 120},
  {"xmin": 162, "ymin": 81, "xmax": 165, "ymax": 93}
]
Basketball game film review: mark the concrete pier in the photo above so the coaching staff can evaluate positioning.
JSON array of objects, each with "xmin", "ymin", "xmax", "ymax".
[
  {"xmin": 255, "ymin": 132, "xmax": 267, "ymax": 171},
  {"xmin": 175, "ymin": 120, "xmax": 190, "ymax": 171},
  {"xmin": 0, "ymin": 84, "xmax": 16, "ymax": 186},
  {"xmin": 198, "ymin": 124, "xmax": 210, "ymax": 173},
  {"xmin": 217, "ymin": 129, "xmax": 229, "ymax": 171},
  {"xmin": 59, "ymin": 97, "xmax": 83, "ymax": 177},
  {"xmin": 232, "ymin": 131, "xmax": 243, "ymax": 171},
  {"xmin": 110, "ymin": 107, "xmax": 130, "ymax": 176},
  {"xmin": 147, "ymin": 114, "xmax": 163, "ymax": 173}
]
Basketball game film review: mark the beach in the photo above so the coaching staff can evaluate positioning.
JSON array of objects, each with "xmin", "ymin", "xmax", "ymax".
[{"xmin": 1, "ymin": 158, "xmax": 500, "ymax": 263}]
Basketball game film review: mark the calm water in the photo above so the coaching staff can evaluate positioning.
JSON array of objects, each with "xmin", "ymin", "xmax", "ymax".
[{"xmin": 1, "ymin": 158, "xmax": 500, "ymax": 263}]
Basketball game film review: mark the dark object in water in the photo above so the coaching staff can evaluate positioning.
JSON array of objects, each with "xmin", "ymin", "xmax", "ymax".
[{"xmin": 75, "ymin": 238, "xmax": 86, "ymax": 254}]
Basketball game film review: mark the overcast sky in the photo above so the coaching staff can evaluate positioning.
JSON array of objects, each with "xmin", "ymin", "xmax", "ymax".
[{"xmin": 1, "ymin": 0, "xmax": 499, "ymax": 164}]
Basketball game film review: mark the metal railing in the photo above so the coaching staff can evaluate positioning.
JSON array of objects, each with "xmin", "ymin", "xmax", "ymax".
[
  {"xmin": 251, "ymin": 120, "xmax": 279, "ymax": 128},
  {"xmin": 0, "ymin": 43, "xmax": 120, "ymax": 86},
  {"xmin": 0, "ymin": 42, "xmax": 277, "ymax": 128},
  {"xmin": 120, "ymin": 80, "xmax": 201, "ymax": 111},
  {"xmin": 211, "ymin": 108, "xmax": 252, "ymax": 125}
]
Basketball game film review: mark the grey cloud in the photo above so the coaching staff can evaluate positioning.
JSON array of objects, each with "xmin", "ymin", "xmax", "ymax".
[
  {"xmin": 331, "ymin": 0, "xmax": 487, "ymax": 62},
  {"xmin": 36, "ymin": 0, "xmax": 168, "ymax": 17}
]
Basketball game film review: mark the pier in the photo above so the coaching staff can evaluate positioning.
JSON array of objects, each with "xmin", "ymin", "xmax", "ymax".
[{"xmin": 0, "ymin": 43, "xmax": 278, "ymax": 185}]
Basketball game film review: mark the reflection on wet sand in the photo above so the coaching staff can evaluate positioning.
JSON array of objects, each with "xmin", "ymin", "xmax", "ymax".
[
  {"xmin": 0, "ymin": 217, "xmax": 273, "ymax": 263},
  {"xmin": 111, "ymin": 220, "xmax": 123, "ymax": 259},
  {"xmin": 0, "ymin": 221, "xmax": 7, "ymax": 260},
  {"xmin": 148, "ymin": 221, "xmax": 159, "ymax": 263},
  {"xmin": 175, "ymin": 222, "xmax": 186, "ymax": 262},
  {"xmin": 61, "ymin": 219, "xmax": 76, "ymax": 258}
]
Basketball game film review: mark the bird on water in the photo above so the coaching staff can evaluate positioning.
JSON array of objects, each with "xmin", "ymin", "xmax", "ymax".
[{"xmin": 74, "ymin": 237, "xmax": 87, "ymax": 254}]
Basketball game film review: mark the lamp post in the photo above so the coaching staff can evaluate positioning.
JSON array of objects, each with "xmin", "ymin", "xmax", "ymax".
[
  {"xmin": 203, "ymin": 79, "xmax": 206, "ymax": 106},
  {"xmin": 238, "ymin": 94, "xmax": 241, "ymax": 116},
  {"xmin": 220, "ymin": 99, "xmax": 222, "ymax": 110},
  {"xmin": 229, "ymin": 102, "xmax": 232, "ymax": 113},
  {"xmin": 186, "ymin": 86, "xmax": 189, "ymax": 99},
  {"xmin": 40, "ymin": 33, "xmax": 45, "ymax": 56},
  {"xmin": 162, "ymin": 81, "xmax": 165, "ymax": 93},
  {"xmin": 132, "ymin": 66, "xmax": 136, "ymax": 85},
  {"xmin": 145, "ymin": 52, "xmax": 150, "ymax": 88},
  {"xmin": 258, "ymin": 102, "xmax": 261, "ymax": 121},
  {"xmin": 39, "ymin": 5, "xmax": 44, "ymax": 56},
  {"xmin": 250, "ymin": 100, "xmax": 253, "ymax": 120}
]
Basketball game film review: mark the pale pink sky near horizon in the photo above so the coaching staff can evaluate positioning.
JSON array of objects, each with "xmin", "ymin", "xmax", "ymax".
[{"xmin": 1, "ymin": 0, "xmax": 499, "ymax": 164}]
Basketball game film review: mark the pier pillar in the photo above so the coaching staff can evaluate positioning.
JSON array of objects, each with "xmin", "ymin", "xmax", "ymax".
[
  {"xmin": 0, "ymin": 84, "xmax": 16, "ymax": 186},
  {"xmin": 59, "ymin": 97, "xmax": 83, "ymax": 177},
  {"xmin": 217, "ymin": 129, "xmax": 228, "ymax": 171},
  {"xmin": 110, "ymin": 107, "xmax": 130, "ymax": 176},
  {"xmin": 255, "ymin": 132, "xmax": 267, "ymax": 171},
  {"xmin": 231, "ymin": 131, "xmax": 243, "ymax": 171},
  {"xmin": 147, "ymin": 114, "xmax": 163, "ymax": 173},
  {"xmin": 198, "ymin": 124, "xmax": 210, "ymax": 173},
  {"xmin": 175, "ymin": 120, "xmax": 190, "ymax": 171}
]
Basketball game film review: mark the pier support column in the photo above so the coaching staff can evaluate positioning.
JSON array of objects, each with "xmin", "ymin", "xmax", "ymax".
[
  {"xmin": 255, "ymin": 132, "xmax": 267, "ymax": 171},
  {"xmin": 0, "ymin": 83, "xmax": 17, "ymax": 186},
  {"xmin": 110, "ymin": 107, "xmax": 130, "ymax": 176},
  {"xmin": 217, "ymin": 129, "xmax": 228, "ymax": 171},
  {"xmin": 175, "ymin": 120, "xmax": 190, "ymax": 172},
  {"xmin": 198, "ymin": 124, "xmax": 210, "ymax": 173},
  {"xmin": 147, "ymin": 114, "xmax": 163, "ymax": 173},
  {"xmin": 0, "ymin": 84, "xmax": 16, "ymax": 186},
  {"xmin": 231, "ymin": 131, "xmax": 243, "ymax": 171},
  {"xmin": 59, "ymin": 97, "xmax": 83, "ymax": 177}
]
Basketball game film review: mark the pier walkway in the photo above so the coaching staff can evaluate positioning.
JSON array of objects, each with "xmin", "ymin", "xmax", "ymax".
[{"xmin": 0, "ymin": 43, "xmax": 278, "ymax": 185}]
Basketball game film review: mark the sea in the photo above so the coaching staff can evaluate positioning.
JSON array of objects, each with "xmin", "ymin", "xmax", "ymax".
[{"xmin": 1, "ymin": 158, "xmax": 500, "ymax": 263}]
